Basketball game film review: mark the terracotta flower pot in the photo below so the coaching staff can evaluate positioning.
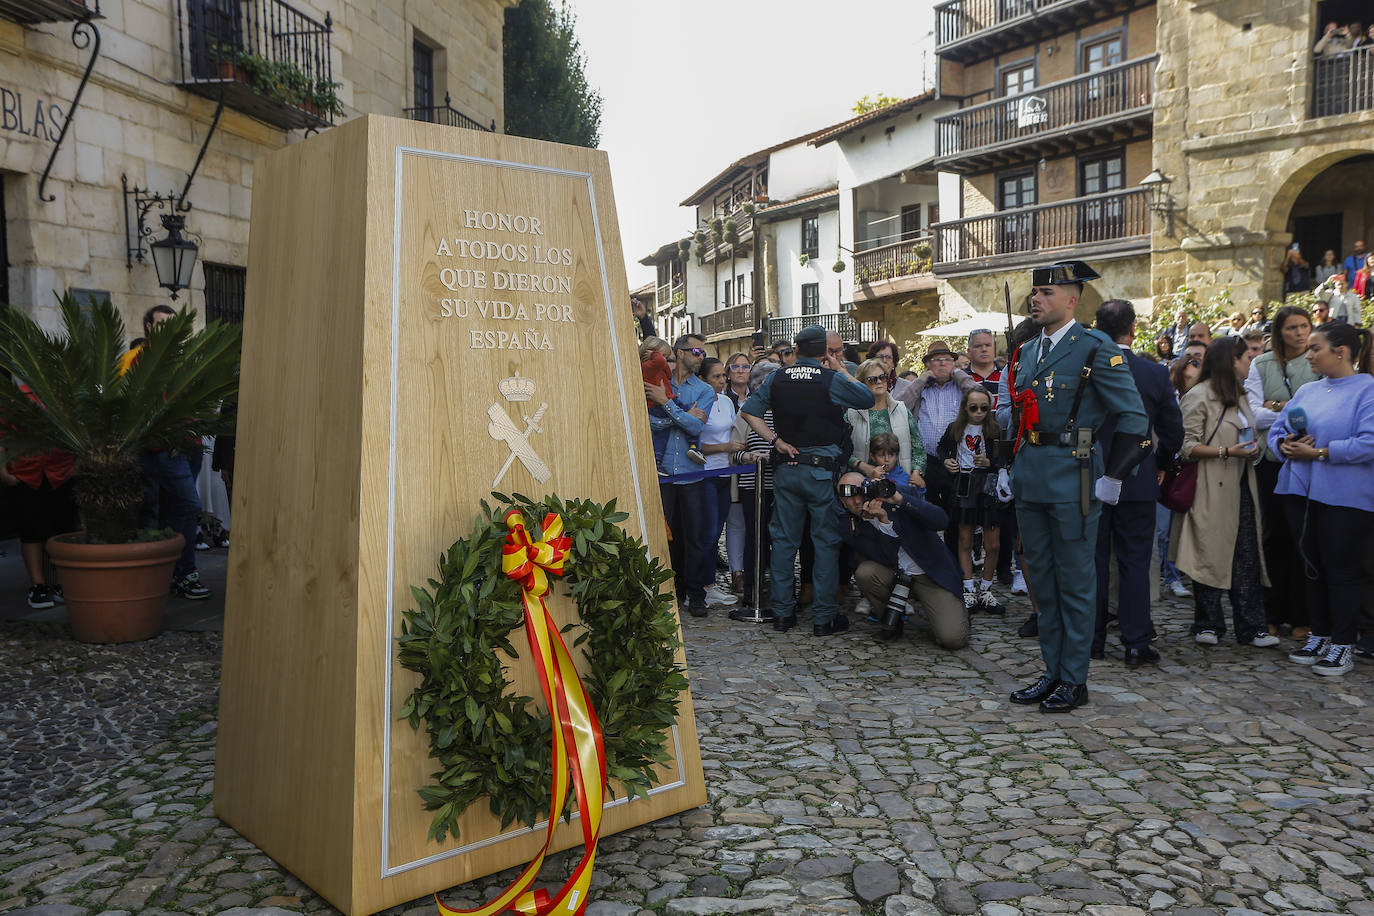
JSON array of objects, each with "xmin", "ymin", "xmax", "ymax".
[{"xmin": 46, "ymin": 532, "xmax": 185, "ymax": 643}]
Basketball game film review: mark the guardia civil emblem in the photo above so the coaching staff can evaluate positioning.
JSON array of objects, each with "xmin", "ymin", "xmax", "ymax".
[{"xmin": 487, "ymin": 372, "xmax": 551, "ymax": 489}]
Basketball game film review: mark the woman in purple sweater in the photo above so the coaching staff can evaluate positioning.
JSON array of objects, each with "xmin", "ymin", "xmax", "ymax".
[{"xmin": 1267, "ymin": 322, "xmax": 1374, "ymax": 676}]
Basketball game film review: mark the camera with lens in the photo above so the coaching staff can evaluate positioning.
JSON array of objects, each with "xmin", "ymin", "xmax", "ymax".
[
  {"xmin": 860, "ymin": 477, "xmax": 897, "ymax": 501},
  {"xmin": 877, "ymin": 573, "xmax": 911, "ymax": 641}
]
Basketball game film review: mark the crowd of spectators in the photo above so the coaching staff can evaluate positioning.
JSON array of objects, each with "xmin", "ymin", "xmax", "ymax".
[{"xmin": 641, "ymin": 291, "xmax": 1374, "ymax": 677}]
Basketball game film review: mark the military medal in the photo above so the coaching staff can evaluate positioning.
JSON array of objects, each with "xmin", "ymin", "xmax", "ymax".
[{"xmin": 1044, "ymin": 371, "xmax": 1055, "ymax": 402}]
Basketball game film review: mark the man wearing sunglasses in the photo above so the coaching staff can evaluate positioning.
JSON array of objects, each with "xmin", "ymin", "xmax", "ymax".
[
  {"xmin": 741, "ymin": 324, "xmax": 874, "ymax": 636},
  {"xmin": 999, "ymin": 261, "xmax": 1149, "ymax": 713},
  {"xmin": 646, "ymin": 334, "xmax": 722, "ymax": 618},
  {"xmin": 771, "ymin": 339, "xmax": 798, "ymax": 367}
]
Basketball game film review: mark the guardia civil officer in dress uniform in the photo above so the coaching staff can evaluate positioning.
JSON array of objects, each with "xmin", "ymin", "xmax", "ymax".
[
  {"xmin": 741, "ymin": 324, "xmax": 875, "ymax": 635},
  {"xmin": 994, "ymin": 261, "xmax": 1150, "ymax": 712}
]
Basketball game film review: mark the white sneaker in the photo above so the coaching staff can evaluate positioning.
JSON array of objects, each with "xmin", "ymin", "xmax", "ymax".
[
  {"xmin": 1250, "ymin": 633, "xmax": 1281, "ymax": 648},
  {"xmin": 704, "ymin": 585, "xmax": 739, "ymax": 607},
  {"xmin": 1290, "ymin": 634, "xmax": 1330, "ymax": 665},
  {"xmin": 1314, "ymin": 643, "xmax": 1354, "ymax": 676},
  {"xmin": 1011, "ymin": 570, "xmax": 1027, "ymax": 594},
  {"xmin": 1194, "ymin": 630, "xmax": 1218, "ymax": 646},
  {"xmin": 856, "ymin": 598, "xmax": 876, "ymax": 622},
  {"xmin": 1168, "ymin": 580, "xmax": 1191, "ymax": 598},
  {"xmin": 964, "ymin": 589, "xmax": 979, "ymax": 611}
]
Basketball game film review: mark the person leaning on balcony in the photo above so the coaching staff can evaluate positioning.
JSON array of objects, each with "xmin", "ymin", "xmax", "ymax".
[{"xmin": 1314, "ymin": 21, "xmax": 1355, "ymax": 56}]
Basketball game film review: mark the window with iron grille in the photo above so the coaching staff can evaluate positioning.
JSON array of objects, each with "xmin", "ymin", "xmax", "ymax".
[
  {"xmin": 203, "ymin": 263, "xmax": 246, "ymax": 324},
  {"xmin": 801, "ymin": 215, "xmax": 819, "ymax": 259},
  {"xmin": 414, "ymin": 40, "xmax": 435, "ymax": 113},
  {"xmin": 801, "ymin": 283, "xmax": 820, "ymax": 316}
]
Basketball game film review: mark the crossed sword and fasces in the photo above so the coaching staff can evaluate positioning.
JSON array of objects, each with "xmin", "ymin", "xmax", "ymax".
[{"xmin": 488, "ymin": 401, "xmax": 551, "ymax": 489}]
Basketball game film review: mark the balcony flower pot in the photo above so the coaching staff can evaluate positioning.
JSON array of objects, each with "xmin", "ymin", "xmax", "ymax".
[
  {"xmin": 214, "ymin": 61, "xmax": 247, "ymax": 83},
  {"xmin": 47, "ymin": 532, "xmax": 185, "ymax": 643},
  {"xmin": 0, "ymin": 294, "xmax": 240, "ymax": 643}
]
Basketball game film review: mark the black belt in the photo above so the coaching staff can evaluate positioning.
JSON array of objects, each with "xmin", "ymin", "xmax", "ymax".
[{"xmin": 779, "ymin": 453, "xmax": 838, "ymax": 471}]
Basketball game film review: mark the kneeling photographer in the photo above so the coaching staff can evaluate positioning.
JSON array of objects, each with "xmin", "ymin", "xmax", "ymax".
[{"xmin": 835, "ymin": 471, "xmax": 970, "ymax": 650}]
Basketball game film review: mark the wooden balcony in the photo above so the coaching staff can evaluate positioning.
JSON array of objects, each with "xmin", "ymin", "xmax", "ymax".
[
  {"xmin": 697, "ymin": 204, "xmax": 756, "ymax": 264},
  {"xmin": 0, "ymin": 0, "xmax": 96, "ymax": 23},
  {"xmin": 701, "ymin": 302, "xmax": 756, "ymax": 340},
  {"xmin": 176, "ymin": 0, "xmax": 335, "ymax": 132},
  {"xmin": 935, "ymin": 0, "xmax": 1137, "ymax": 62},
  {"xmin": 935, "ymin": 56, "xmax": 1156, "ymax": 174},
  {"xmin": 933, "ymin": 187, "xmax": 1150, "ymax": 275},
  {"xmin": 404, "ymin": 92, "xmax": 494, "ymax": 131},
  {"xmin": 852, "ymin": 237, "xmax": 938, "ymax": 302},
  {"xmin": 1312, "ymin": 50, "xmax": 1374, "ymax": 118},
  {"xmin": 768, "ymin": 313, "xmax": 878, "ymax": 344}
]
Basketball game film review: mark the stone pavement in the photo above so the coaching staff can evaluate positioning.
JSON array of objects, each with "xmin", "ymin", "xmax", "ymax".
[{"xmin": 3, "ymin": 579, "xmax": 1374, "ymax": 916}]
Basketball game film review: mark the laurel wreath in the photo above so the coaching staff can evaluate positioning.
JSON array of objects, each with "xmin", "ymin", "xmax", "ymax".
[{"xmin": 396, "ymin": 492, "xmax": 688, "ymax": 843}]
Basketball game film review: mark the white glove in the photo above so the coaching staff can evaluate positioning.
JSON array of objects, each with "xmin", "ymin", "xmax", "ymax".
[
  {"xmin": 1095, "ymin": 476, "xmax": 1123, "ymax": 506},
  {"xmin": 995, "ymin": 468, "xmax": 1013, "ymax": 503}
]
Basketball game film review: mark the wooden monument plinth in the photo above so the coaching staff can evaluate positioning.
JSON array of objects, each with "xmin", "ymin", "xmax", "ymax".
[{"xmin": 214, "ymin": 115, "xmax": 706, "ymax": 916}]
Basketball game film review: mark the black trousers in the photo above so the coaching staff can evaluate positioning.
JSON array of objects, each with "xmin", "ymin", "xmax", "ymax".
[
  {"xmin": 660, "ymin": 481, "xmax": 708, "ymax": 601},
  {"xmin": 1192, "ymin": 484, "xmax": 1267, "ymax": 644},
  {"xmin": 1255, "ymin": 459, "xmax": 1308, "ymax": 627},
  {"xmin": 1092, "ymin": 499, "xmax": 1157, "ymax": 652},
  {"xmin": 1285, "ymin": 497, "xmax": 1371, "ymax": 646}
]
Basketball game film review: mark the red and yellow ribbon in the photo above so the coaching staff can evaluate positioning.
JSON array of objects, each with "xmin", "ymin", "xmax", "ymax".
[{"xmin": 437, "ymin": 510, "xmax": 607, "ymax": 916}]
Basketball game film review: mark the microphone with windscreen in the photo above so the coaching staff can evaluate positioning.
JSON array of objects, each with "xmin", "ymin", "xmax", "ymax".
[{"xmin": 1288, "ymin": 406, "xmax": 1308, "ymax": 437}]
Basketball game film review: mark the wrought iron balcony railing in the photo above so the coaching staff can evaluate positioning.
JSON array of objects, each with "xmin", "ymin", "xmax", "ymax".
[
  {"xmin": 935, "ymin": 56, "xmax": 1155, "ymax": 169},
  {"xmin": 700, "ymin": 302, "xmax": 757, "ymax": 338},
  {"xmin": 769, "ymin": 312, "xmax": 877, "ymax": 344},
  {"xmin": 0, "ymin": 0, "xmax": 97, "ymax": 24},
  {"xmin": 176, "ymin": 0, "xmax": 335, "ymax": 132},
  {"xmin": 935, "ymin": 0, "xmax": 1132, "ymax": 60},
  {"xmin": 404, "ymin": 92, "xmax": 495, "ymax": 132},
  {"xmin": 1312, "ymin": 49, "xmax": 1374, "ymax": 118},
  {"xmin": 852, "ymin": 236, "xmax": 935, "ymax": 289},
  {"xmin": 933, "ymin": 187, "xmax": 1149, "ymax": 268}
]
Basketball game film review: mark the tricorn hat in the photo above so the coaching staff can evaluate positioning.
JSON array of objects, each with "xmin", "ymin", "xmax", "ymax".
[{"xmin": 1031, "ymin": 260, "xmax": 1101, "ymax": 286}]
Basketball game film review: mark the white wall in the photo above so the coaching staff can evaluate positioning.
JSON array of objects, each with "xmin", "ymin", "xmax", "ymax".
[
  {"xmin": 834, "ymin": 99, "xmax": 955, "ymax": 191},
  {"xmin": 768, "ymin": 142, "xmax": 838, "ymax": 202},
  {"xmin": 770, "ymin": 209, "xmax": 842, "ymax": 319}
]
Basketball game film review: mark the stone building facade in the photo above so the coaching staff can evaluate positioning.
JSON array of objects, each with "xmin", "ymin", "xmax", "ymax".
[
  {"xmin": 1, "ymin": 0, "xmax": 511, "ymax": 331},
  {"xmin": 931, "ymin": 0, "xmax": 1157, "ymax": 328},
  {"xmin": 1151, "ymin": 0, "xmax": 1374, "ymax": 306}
]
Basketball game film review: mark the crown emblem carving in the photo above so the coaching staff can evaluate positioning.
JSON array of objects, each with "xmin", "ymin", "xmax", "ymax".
[{"xmin": 498, "ymin": 372, "xmax": 537, "ymax": 402}]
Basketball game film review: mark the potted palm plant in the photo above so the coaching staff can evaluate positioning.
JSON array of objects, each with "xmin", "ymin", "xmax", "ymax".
[{"xmin": 0, "ymin": 294, "xmax": 241, "ymax": 642}]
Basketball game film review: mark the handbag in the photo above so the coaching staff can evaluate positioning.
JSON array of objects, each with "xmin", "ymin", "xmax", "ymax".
[{"xmin": 1159, "ymin": 409, "xmax": 1227, "ymax": 513}]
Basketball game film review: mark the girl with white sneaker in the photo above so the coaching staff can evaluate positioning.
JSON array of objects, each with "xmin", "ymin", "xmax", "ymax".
[
  {"xmin": 1269, "ymin": 322, "xmax": 1374, "ymax": 677},
  {"xmin": 1172, "ymin": 337, "xmax": 1275, "ymax": 649}
]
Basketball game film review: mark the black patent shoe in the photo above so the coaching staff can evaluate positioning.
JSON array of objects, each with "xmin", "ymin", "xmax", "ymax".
[
  {"xmin": 1010, "ymin": 675, "xmax": 1059, "ymax": 705},
  {"xmin": 772, "ymin": 614, "xmax": 797, "ymax": 632},
  {"xmin": 813, "ymin": 615, "xmax": 850, "ymax": 637},
  {"xmin": 1123, "ymin": 645, "xmax": 1161, "ymax": 667},
  {"xmin": 1039, "ymin": 682, "xmax": 1089, "ymax": 713},
  {"xmin": 1017, "ymin": 615, "xmax": 1039, "ymax": 638}
]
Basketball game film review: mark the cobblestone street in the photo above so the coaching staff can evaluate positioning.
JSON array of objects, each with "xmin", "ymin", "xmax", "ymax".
[{"xmin": 3, "ymin": 587, "xmax": 1374, "ymax": 916}]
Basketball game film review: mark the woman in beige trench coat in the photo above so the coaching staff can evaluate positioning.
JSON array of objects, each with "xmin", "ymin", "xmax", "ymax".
[{"xmin": 1170, "ymin": 336, "xmax": 1277, "ymax": 648}]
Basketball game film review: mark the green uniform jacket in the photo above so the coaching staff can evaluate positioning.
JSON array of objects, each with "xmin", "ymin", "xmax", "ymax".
[{"xmin": 1008, "ymin": 322, "xmax": 1149, "ymax": 504}]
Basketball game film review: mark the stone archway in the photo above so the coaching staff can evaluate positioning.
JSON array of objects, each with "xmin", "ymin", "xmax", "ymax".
[{"xmin": 1263, "ymin": 148, "xmax": 1374, "ymax": 235}]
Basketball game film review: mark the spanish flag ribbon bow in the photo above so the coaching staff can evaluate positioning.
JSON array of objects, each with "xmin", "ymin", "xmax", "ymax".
[
  {"xmin": 1005, "ymin": 346, "xmax": 1040, "ymax": 455},
  {"xmin": 437, "ymin": 510, "xmax": 607, "ymax": 916}
]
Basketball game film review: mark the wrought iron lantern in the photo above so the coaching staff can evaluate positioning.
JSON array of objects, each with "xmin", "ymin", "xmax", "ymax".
[
  {"xmin": 1139, "ymin": 169, "xmax": 1174, "ymax": 215},
  {"xmin": 148, "ymin": 214, "xmax": 199, "ymax": 299}
]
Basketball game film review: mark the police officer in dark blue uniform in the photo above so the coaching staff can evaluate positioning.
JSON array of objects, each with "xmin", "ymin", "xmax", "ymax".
[
  {"xmin": 995, "ymin": 261, "xmax": 1151, "ymax": 712},
  {"xmin": 741, "ymin": 324, "xmax": 875, "ymax": 635}
]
